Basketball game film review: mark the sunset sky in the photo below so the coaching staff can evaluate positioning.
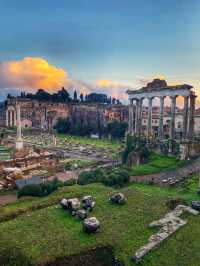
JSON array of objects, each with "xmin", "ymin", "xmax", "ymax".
[{"xmin": 0, "ymin": 0, "xmax": 200, "ymax": 103}]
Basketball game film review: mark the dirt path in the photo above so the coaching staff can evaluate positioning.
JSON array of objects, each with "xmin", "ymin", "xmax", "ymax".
[
  {"xmin": 0, "ymin": 194, "xmax": 18, "ymax": 206},
  {"xmin": 131, "ymin": 157, "xmax": 200, "ymax": 186}
]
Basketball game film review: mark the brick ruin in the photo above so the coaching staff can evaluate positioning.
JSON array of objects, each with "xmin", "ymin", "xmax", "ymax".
[{"xmin": 4, "ymin": 96, "xmax": 129, "ymax": 132}]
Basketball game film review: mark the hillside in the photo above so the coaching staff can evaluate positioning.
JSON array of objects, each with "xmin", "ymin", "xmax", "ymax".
[{"xmin": 0, "ymin": 180, "xmax": 200, "ymax": 266}]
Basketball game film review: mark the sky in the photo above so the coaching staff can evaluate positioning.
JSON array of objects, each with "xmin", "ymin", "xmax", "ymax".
[{"xmin": 0, "ymin": 0, "xmax": 200, "ymax": 104}]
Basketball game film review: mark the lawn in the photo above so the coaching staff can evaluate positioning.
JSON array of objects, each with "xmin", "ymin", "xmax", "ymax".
[
  {"xmin": 60, "ymin": 158, "xmax": 100, "ymax": 169},
  {"xmin": 1, "ymin": 179, "xmax": 200, "ymax": 266},
  {"xmin": 131, "ymin": 153, "xmax": 184, "ymax": 176},
  {"xmin": 57, "ymin": 134, "xmax": 123, "ymax": 151}
]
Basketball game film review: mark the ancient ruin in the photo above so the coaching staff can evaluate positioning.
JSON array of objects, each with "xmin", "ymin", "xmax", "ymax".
[
  {"xmin": 127, "ymin": 79, "xmax": 196, "ymax": 141},
  {"xmin": 133, "ymin": 204, "xmax": 199, "ymax": 263},
  {"xmin": 15, "ymin": 103, "xmax": 23, "ymax": 151}
]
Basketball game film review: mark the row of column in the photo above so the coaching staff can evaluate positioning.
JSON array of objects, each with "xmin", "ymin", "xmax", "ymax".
[
  {"xmin": 6, "ymin": 109, "xmax": 16, "ymax": 127},
  {"xmin": 128, "ymin": 94, "xmax": 196, "ymax": 140}
]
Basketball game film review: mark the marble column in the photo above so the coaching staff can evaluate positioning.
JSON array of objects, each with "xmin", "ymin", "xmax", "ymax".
[
  {"xmin": 158, "ymin": 96, "xmax": 165, "ymax": 140},
  {"xmin": 128, "ymin": 99, "xmax": 134, "ymax": 135},
  {"xmin": 147, "ymin": 97, "xmax": 153, "ymax": 138},
  {"xmin": 170, "ymin": 96, "xmax": 176, "ymax": 140},
  {"xmin": 138, "ymin": 98, "xmax": 143, "ymax": 137},
  {"xmin": 13, "ymin": 110, "xmax": 17, "ymax": 126},
  {"xmin": 135, "ymin": 99, "xmax": 139, "ymax": 135},
  {"xmin": 188, "ymin": 94, "xmax": 196, "ymax": 139},
  {"xmin": 6, "ymin": 110, "xmax": 8, "ymax": 127},
  {"xmin": 182, "ymin": 96, "xmax": 189, "ymax": 139},
  {"xmin": 9, "ymin": 110, "xmax": 12, "ymax": 127},
  {"xmin": 16, "ymin": 104, "xmax": 23, "ymax": 150}
]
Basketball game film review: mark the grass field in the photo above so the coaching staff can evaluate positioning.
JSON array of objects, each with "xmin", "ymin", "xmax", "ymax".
[
  {"xmin": 60, "ymin": 158, "xmax": 101, "ymax": 169},
  {"xmin": 58, "ymin": 134, "xmax": 123, "ymax": 150},
  {"xmin": 1, "ymin": 176, "xmax": 200, "ymax": 266},
  {"xmin": 131, "ymin": 153, "xmax": 184, "ymax": 176}
]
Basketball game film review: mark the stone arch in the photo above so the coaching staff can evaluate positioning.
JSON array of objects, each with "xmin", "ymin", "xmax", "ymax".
[{"xmin": 6, "ymin": 106, "xmax": 16, "ymax": 127}]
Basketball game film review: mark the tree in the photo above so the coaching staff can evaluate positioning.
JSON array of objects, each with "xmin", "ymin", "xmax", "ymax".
[
  {"xmin": 80, "ymin": 93, "xmax": 84, "ymax": 102},
  {"xmin": 35, "ymin": 89, "xmax": 51, "ymax": 101},
  {"xmin": 105, "ymin": 121, "xmax": 128, "ymax": 139},
  {"xmin": 112, "ymin": 98, "xmax": 116, "ymax": 105},
  {"xmin": 87, "ymin": 93, "xmax": 108, "ymax": 103},
  {"xmin": 54, "ymin": 118, "xmax": 71, "ymax": 134},
  {"xmin": 73, "ymin": 90, "xmax": 78, "ymax": 101}
]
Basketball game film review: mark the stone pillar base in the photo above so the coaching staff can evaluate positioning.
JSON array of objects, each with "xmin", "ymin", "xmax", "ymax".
[{"xmin": 16, "ymin": 139, "xmax": 23, "ymax": 150}]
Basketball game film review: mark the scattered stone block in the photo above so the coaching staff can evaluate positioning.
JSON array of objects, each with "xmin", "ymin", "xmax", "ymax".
[
  {"xmin": 133, "ymin": 204, "xmax": 199, "ymax": 263},
  {"xmin": 76, "ymin": 209, "xmax": 88, "ymax": 220},
  {"xmin": 60, "ymin": 198, "xmax": 68, "ymax": 209},
  {"xmin": 110, "ymin": 193, "xmax": 126, "ymax": 205},
  {"xmin": 60, "ymin": 198, "xmax": 81, "ymax": 212},
  {"xmin": 67, "ymin": 198, "xmax": 81, "ymax": 212},
  {"xmin": 191, "ymin": 201, "xmax": 200, "ymax": 211},
  {"xmin": 82, "ymin": 195, "xmax": 95, "ymax": 211},
  {"xmin": 83, "ymin": 217, "xmax": 100, "ymax": 233}
]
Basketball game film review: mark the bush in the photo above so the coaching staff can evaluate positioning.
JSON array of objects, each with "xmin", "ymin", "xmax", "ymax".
[
  {"xmin": 77, "ymin": 167, "xmax": 130, "ymax": 187},
  {"xmin": 18, "ymin": 184, "xmax": 42, "ymax": 198},
  {"xmin": 102, "ymin": 169, "xmax": 130, "ymax": 187},
  {"xmin": 77, "ymin": 169, "xmax": 105, "ymax": 185},
  {"xmin": 18, "ymin": 178, "xmax": 60, "ymax": 198},
  {"xmin": 63, "ymin": 179, "xmax": 76, "ymax": 186}
]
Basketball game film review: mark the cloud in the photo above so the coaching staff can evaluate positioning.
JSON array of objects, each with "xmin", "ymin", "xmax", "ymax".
[
  {"xmin": 0, "ymin": 57, "xmax": 129, "ymax": 101},
  {"xmin": 95, "ymin": 79, "xmax": 130, "ymax": 100},
  {"xmin": 0, "ymin": 57, "xmax": 68, "ymax": 92}
]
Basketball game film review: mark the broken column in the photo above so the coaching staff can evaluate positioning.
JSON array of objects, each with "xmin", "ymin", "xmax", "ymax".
[{"xmin": 15, "ymin": 103, "xmax": 23, "ymax": 151}]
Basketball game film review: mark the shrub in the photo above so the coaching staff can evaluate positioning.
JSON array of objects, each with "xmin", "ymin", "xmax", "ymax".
[
  {"xmin": 40, "ymin": 183, "xmax": 54, "ymax": 196},
  {"xmin": 102, "ymin": 169, "xmax": 130, "ymax": 187},
  {"xmin": 77, "ymin": 171, "xmax": 94, "ymax": 185},
  {"xmin": 63, "ymin": 179, "xmax": 76, "ymax": 186},
  {"xmin": 18, "ymin": 184, "xmax": 42, "ymax": 198},
  {"xmin": 77, "ymin": 169, "xmax": 105, "ymax": 185},
  {"xmin": 18, "ymin": 178, "xmax": 60, "ymax": 198},
  {"xmin": 77, "ymin": 167, "xmax": 130, "ymax": 187}
]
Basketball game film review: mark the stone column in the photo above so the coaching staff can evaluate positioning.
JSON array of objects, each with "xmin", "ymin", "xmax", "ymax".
[
  {"xmin": 188, "ymin": 94, "xmax": 196, "ymax": 139},
  {"xmin": 9, "ymin": 110, "xmax": 12, "ymax": 127},
  {"xmin": 6, "ymin": 110, "xmax": 8, "ymax": 127},
  {"xmin": 147, "ymin": 97, "xmax": 153, "ymax": 138},
  {"xmin": 158, "ymin": 96, "xmax": 165, "ymax": 140},
  {"xmin": 135, "ymin": 99, "xmax": 139, "ymax": 135},
  {"xmin": 138, "ymin": 98, "xmax": 143, "ymax": 137},
  {"xmin": 13, "ymin": 110, "xmax": 17, "ymax": 126},
  {"xmin": 182, "ymin": 96, "xmax": 189, "ymax": 139},
  {"xmin": 128, "ymin": 99, "xmax": 134, "ymax": 135},
  {"xmin": 16, "ymin": 104, "xmax": 23, "ymax": 150},
  {"xmin": 170, "ymin": 96, "xmax": 176, "ymax": 140}
]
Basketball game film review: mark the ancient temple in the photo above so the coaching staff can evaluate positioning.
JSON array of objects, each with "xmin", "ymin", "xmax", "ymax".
[{"xmin": 127, "ymin": 79, "xmax": 196, "ymax": 140}]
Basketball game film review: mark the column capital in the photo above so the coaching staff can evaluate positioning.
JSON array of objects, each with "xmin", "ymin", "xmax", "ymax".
[
  {"xmin": 147, "ymin": 96, "xmax": 154, "ymax": 101},
  {"xmin": 159, "ymin": 96, "xmax": 166, "ymax": 100},
  {"xmin": 170, "ymin": 95, "xmax": 177, "ymax": 100}
]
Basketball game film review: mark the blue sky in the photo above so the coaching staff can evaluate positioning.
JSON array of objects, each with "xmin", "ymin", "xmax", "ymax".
[{"xmin": 0, "ymin": 0, "xmax": 200, "ymax": 100}]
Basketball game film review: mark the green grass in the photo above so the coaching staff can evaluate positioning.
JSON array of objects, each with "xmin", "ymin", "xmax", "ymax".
[
  {"xmin": 58, "ymin": 134, "xmax": 123, "ymax": 150},
  {"xmin": 61, "ymin": 158, "xmax": 99, "ymax": 169},
  {"xmin": 131, "ymin": 153, "xmax": 184, "ymax": 176},
  {"xmin": 0, "ymin": 146, "xmax": 11, "ymax": 161},
  {"xmin": 1, "ymin": 179, "xmax": 200, "ymax": 266}
]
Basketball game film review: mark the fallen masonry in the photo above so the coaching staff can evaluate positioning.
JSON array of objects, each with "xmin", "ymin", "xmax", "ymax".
[{"xmin": 133, "ymin": 205, "xmax": 199, "ymax": 263}]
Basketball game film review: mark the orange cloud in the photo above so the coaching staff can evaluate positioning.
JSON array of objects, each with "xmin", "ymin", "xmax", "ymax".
[
  {"xmin": 0, "ymin": 57, "xmax": 68, "ymax": 92},
  {"xmin": 96, "ymin": 79, "xmax": 124, "ymax": 88},
  {"xmin": 95, "ymin": 79, "xmax": 130, "ymax": 100}
]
